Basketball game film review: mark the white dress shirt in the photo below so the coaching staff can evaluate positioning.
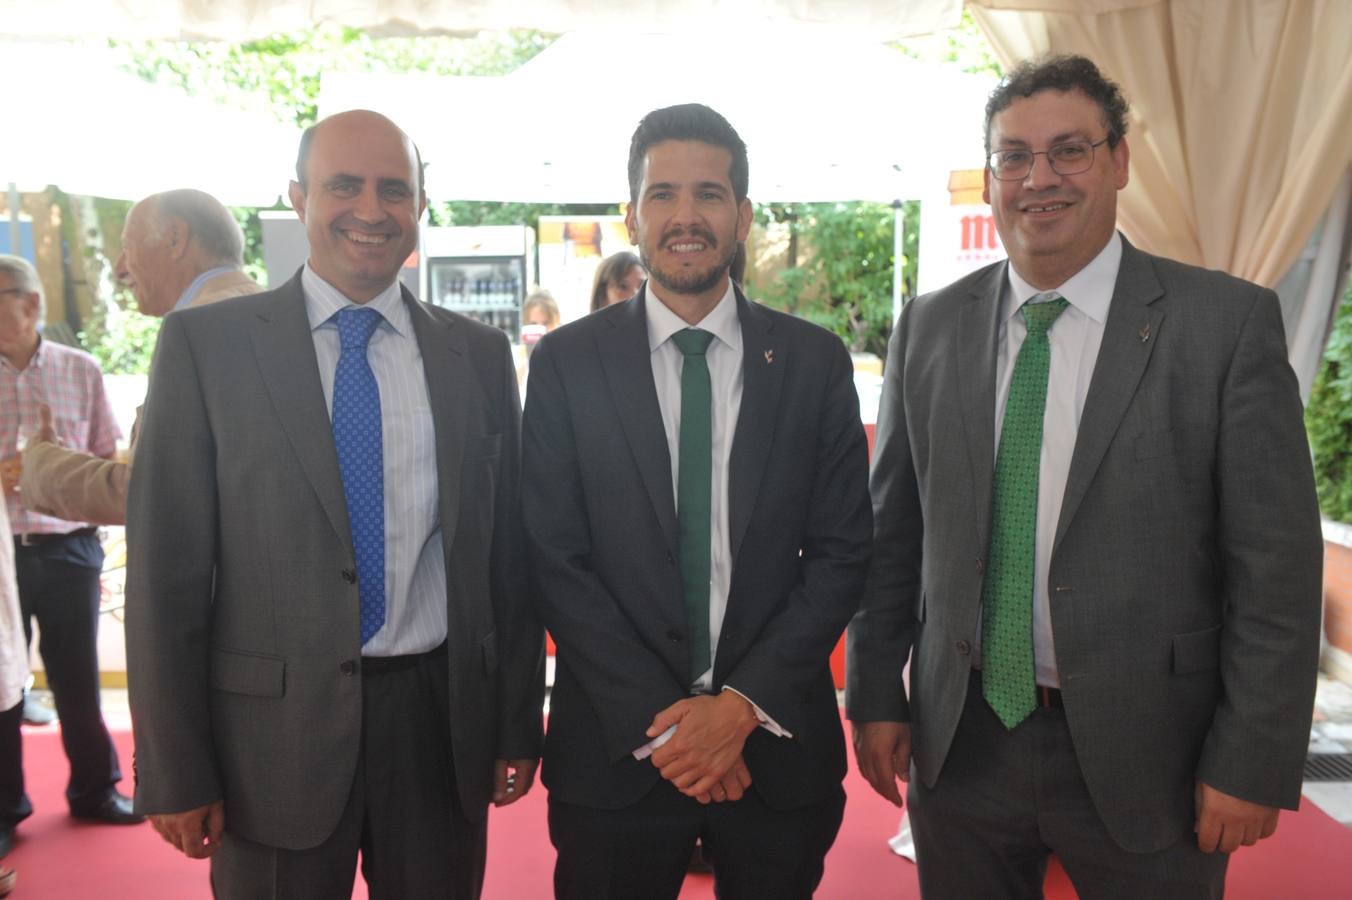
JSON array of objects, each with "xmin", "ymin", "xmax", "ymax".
[
  {"xmin": 302, "ymin": 265, "xmax": 446, "ymax": 657},
  {"xmin": 988, "ymin": 231, "xmax": 1122, "ymax": 688},
  {"xmin": 647, "ymin": 282, "xmax": 743, "ymax": 691},
  {"xmin": 634, "ymin": 282, "xmax": 788, "ymax": 761}
]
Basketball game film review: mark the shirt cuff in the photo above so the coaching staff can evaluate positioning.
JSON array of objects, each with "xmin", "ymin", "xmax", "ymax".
[
  {"xmin": 632, "ymin": 724, "xmax": 677, "ymax": 761},
  {"xmin": 722, "ymin": 686, "xmax": 792, "ymax": 739}
]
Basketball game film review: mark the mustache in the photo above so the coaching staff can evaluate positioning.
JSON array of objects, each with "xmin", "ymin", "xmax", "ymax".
[
  {"xmin": 334, "ymin": 215, "xmax": 398, "ymax": 235},
  {"xmin": 659, "ymin": 225, "xmax": 717, "ymax": 249}
]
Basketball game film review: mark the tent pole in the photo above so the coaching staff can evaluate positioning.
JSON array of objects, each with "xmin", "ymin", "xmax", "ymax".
[
  {"xmin": 6, "ymin": 183, "xmax": 19, "ymax": 255},
  {"xmin": 892, "ymin": 199, "xmax": 904, "ymax": 325}
]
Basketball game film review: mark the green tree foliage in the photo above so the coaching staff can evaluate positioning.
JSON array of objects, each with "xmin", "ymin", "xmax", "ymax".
[
  {"xmin": 1306, "ymin": 281, "xmax": 1352, "ymax": 521},
  {"xmin": 750, "ymin": 201, "xmax": 917, "ymax": 359},
  {"xmin": 110, "ymin": 26, "xmax": 555, "ymax": 128},
  {"xmin": 893, "ymin": 8, "xmax": 1003, "ymax": 77},
  {"xmin": 429, "ymin": 201, "xmax": 617, "ymax": 231},
  {"xmin": 78, "ymin": 197, "xmax": 159, "ymax": 374}
]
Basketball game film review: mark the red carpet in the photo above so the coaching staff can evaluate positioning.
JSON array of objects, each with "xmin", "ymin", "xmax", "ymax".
[{"xmin": 7, "ymin": 720, "xmax": 1352, "ymax": 898}]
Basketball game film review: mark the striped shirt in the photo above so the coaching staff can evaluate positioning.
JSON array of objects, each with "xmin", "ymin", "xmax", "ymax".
[
  {"xmin": 302, "ymin": 265, "xmax": 446, "ymax": 657},
  {"xmin": 2, "ymin": 338, "xmax": 121, "ymax": 534}
]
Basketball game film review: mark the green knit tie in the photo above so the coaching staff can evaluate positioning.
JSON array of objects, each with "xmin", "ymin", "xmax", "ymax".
[
  {"xmin": 672, "ymin": 327, "xmax": 715, "ymax": 682},
  {"xmin": 982, "ymin": 294, "xmax": 1068, "ymax": 729}
]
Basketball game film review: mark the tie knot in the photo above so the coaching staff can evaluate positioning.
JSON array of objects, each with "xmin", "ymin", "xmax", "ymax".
[
  {"xmin": 671, "ymin": 328, "xmax": 715, "ymax": 357},
  {"xmin": 337, "ymin": 306, "xmax": 383, "ymax": 350},
  {"xmin": 1021, "ymin": 294, "xmax": 1069, "ymax": 336}
]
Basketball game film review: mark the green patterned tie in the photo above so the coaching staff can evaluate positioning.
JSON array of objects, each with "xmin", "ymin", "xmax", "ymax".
[
  {"xmin": 982, "ymin": 293, "xmax": 1069, "ymax": 729},
  {"xmin": 672, "ymin": 327, "xmax": 715, "ymax": 681}
]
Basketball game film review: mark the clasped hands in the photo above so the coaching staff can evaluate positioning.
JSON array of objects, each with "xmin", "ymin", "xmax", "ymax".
[{"xmin": 646, "ymin": 691, "xmax": 759, "ymax": 805}]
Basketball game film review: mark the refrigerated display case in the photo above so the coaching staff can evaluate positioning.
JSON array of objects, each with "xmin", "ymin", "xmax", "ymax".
[{"xmin": 423, "ymin": 225, "xmax": 534, "ymax": 342}]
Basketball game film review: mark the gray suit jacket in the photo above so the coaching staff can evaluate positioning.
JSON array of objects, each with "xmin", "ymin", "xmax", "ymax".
[
  {"xmin": 847, "ymin": 237, "xmax": 1323, "ymax": 853},
  {"xmin": 125, "ymin": 271, "xmax": 544, "ymax": 850}
]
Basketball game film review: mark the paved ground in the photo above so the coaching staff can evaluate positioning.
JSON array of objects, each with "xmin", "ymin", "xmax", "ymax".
[{"xmin": 1307, "ymin": 673, "xmax": 1352, "ymax": 826}]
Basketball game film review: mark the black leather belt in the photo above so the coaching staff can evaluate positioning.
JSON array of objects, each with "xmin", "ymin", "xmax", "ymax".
[{"xmin": 13, "ymin": 526, "xmax": 99, "ymax": 548}]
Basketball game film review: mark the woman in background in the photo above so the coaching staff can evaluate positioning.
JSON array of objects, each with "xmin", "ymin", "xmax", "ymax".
[
  {"xmin": 589, "ymin": 251, "xmax": 645, "ymax": 312},
  {"xmin": 522, "ymin": 288, "xmax": 561, "ymax": 333}
]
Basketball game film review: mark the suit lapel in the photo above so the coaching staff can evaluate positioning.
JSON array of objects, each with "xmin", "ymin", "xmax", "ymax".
[
  {"xmin": 1054, "ymin": 241, "xmax": 1165, "ymax": 551},
  {"xmin": 957, "ymin": 264, "xmax": 1006, "ymax": 551},
  {"xmin": 598, "ymin": 290, "xmax": 678, "ymax": 551},
  {"xmin": 404, "ymin": 287, "xmax": 469, "ymax": 553},
  {"xmin": 249, "ymin": 273, "xmax": 351, "ymax": 548},
  {"xmin": 728, "ymin": 291, "xmax": 784, "ymax": 566}
]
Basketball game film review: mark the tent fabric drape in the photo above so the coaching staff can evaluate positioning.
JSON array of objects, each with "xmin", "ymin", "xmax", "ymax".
[
  {"xmin": 968, "ymin": 0, "xmax": 1352, "ymax": 291},
  {"xmin": 0, "ymin": 0, "xmax": 964, "ymax": 41},
  {"xmin": 1278, "ymin": 169, "xmax": 1352, "ymax": 401}
]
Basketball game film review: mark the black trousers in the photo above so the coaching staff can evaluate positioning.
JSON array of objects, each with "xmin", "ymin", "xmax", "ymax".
[
  {"xmin": 210, "ymin": 643, "xmax": 487, "ymax": 900},
  {"xmin": 908, "ymin": 672, "xmax": 1228, "ymax": 900},
  {"xmin": 10, "ymin": 531, "xmax": 121, "ymax": 813},
  {"xmin": 0, "ymin": 700, "xmax": 31, "ymax": 830},
  {"xmin": 550, "ymin": 776, "xmax": 845, "ymax": 900}
]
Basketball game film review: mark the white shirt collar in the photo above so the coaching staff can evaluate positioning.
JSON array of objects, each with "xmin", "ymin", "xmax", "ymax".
[
  {"xmin": 1004, "ymin": 230, "xmax": 1123, "ymax": 325},
  {"xmin": 645, "ymin": 279, "xmax": 741, "ymax": 355},
  {"xmin": 301, "ymin": 264, "xmax": 410, "ymax": 337}
]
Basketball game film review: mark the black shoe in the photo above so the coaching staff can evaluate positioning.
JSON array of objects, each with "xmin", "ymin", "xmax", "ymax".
[
  {"xmin": 21, "ymin": 691, "xmax": 56, "ymax": 726},
  {"xmin": 0, "ymin": 826, "xmax": 12, "ymax": 859},
  {"xmin": 70, "ymin": 790, "xmax": 145, "ymax": 825}
]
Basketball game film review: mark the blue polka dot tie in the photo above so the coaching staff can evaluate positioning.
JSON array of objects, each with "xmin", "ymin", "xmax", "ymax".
[
  {"xmin": 982, "ymin": 293, "xmax": 1068, "ymax": 729},
  {"xmin": 332, "ymin": 307, "xmax": 386, "ymax": 645}
]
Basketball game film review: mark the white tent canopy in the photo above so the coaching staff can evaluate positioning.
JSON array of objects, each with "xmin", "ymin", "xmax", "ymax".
[
  {"xmin": 319, "ymin": 31, "xmax": 997, "ymax": 204},
  {"xmin": 7, "ymin": 41, "xmax": 298, "ymax": 207},
  {"xmin": 0, "ymin": 1, "xmax": 963, "ymax": 43}
]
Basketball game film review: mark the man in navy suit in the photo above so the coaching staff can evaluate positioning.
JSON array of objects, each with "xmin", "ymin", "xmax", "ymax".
[{"xmin": 522, "ymin": 103, "xmax": 872, "ymax": 899}]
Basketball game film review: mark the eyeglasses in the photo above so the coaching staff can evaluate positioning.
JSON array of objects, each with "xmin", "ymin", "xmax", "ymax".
[
  {"xmin": 987, "ymin": 138, "xmax": 1110, "ymax": 181},
  {"xmin": 0, "ymin": 288, "xmax": 27, "ymax": 299}
]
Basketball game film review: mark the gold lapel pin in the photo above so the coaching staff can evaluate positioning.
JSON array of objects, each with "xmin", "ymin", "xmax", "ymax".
[
  {"xmin": 1139, "ymin": 323, "xmax": 1151, "ymax": 343},
  {"xmin": 764, "ymin": 349, "xmax": 775, "ymax": 365}
]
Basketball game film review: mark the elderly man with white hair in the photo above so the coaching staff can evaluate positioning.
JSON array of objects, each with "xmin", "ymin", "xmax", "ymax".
[{"xmin": 21, "ymin": 189, "xmax": 261, "ymax": 525}]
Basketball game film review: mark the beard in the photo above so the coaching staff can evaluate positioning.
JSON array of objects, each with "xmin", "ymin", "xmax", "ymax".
[{"xmin": 639, "ymin": 226, "xmax": 737, "ymax": 297}]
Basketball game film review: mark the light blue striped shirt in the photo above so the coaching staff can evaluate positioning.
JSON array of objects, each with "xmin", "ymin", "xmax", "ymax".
[
  {"xmin": 174, "ymin": 266, "xmax": 237, "ymax": 310},
  {"xmin": 302, "ymin": 264, "xmax": 446, "ymax": 656}
]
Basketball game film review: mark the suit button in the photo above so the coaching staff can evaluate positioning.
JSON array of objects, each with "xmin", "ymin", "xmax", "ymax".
[
  {"xmin": 666, "ymin": 629, "xmax": 683, "ymax": 643},
  {"xmin": 340, "ymin": 660, "xmax": 359, "ymax": 675},
  {"xmin": 956, "ymin": 640, "xmax": 971, "ymax": 656},
  {"xmin": 665, "ymin": 551, "xmax": 675, "ymax": 565},
  {"xmin": 342, "ymin": 569, "xmax": 357, "ymax": 584}
]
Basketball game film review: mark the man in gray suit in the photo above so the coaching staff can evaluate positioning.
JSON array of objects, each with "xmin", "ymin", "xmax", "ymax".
[
  {"xmin": 126, "ymin": 110, "xmax": 544, "ymax": 898},
  {"xmin": 847, "ymin": 55, "xmax": 1323, "ymax": 898}
]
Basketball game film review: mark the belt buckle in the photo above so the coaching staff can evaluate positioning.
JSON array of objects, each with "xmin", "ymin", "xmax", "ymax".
[{"xmin": 18, "ymin": 533, "xmax": 36, "ymax": 547}]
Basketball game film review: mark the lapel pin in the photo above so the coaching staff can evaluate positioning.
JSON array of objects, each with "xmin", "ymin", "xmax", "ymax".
[
  {"xmin": 1139, "ymin": 323, "xmax": 1151, "ymax": 343},
  {"xmin": 764, "ymin": 349, "xmax": 775, "ymax": 365}
]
